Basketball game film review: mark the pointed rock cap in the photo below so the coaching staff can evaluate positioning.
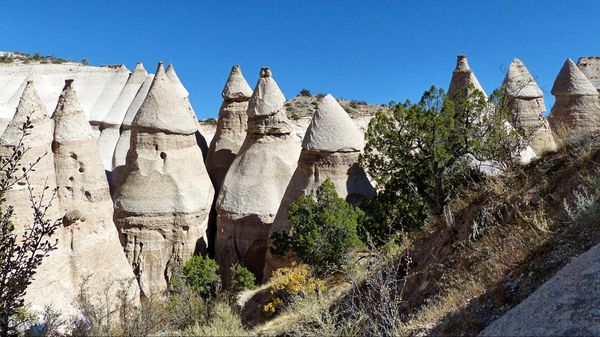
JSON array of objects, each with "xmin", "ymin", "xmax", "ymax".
[
  {"xmin": 552, "ymin": 58, "xmax": 598, "ymax": 96},
  {"xmin": 132, "ymin": 62, "xmax": 198, "ymax": 134},
  {"xmin": 503, "ymin": 58, "xmax": 543, "ymax": 99},
  {"xmin": 302, "ymin": 94, "xmax": 364, "ymax": 152},
  {"xmin": 1, "ymin": 80, "xmax": 51, "ymax": 146},
  {"xmin": 133, "ymin": 62, "xmax": 146, "ymax": 74},
  {"xmin": 221, "ymin": 65, "xmax": 253, "ymax": 101},
  {"xmin": 52, "ymin": 79, "xmax": 95, "ymax": 143},
  {"xmin": 165, "ymin": 63, "xmax": 189, "ymax": 98},
  {"xmin": 448, "ymin": 55, "xmax": 487, "ymax": 97},
  {"xmin": 247, "ymin": 67, "xmax": 286, "ymax": 117}
]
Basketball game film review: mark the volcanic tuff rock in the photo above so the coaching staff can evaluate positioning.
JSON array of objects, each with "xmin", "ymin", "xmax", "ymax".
[
  {"xmin": 166, "ymin": 64, "xmax": 189, "ymax": 99},
  {"xmin": 97, "ymin": 63, "xmax": 148, "ymax": 171},
  {"xmin": 50, "ymin": 79, "xmax": 137, "ymax": 314},
  {"xmin": 577, "ymin": 56, "xmax": 600, "ymax": 93},
  {"xmin": 111, "ymin": 73, "xmax": 154, "ymax": 188},
  {"xmin": 264, "ymin": 94, "xmax": 374, "ymax": 279},
  {"xmin": 502, "ymin": 58, "xmax": 557, "ymax": 158},
  {"xmin": 205, "ymin": 65, "xmax": 253, "ymax": 191},
  {"xmin": 0, "ymin": 62, "xmax": 131, "ymax": 135},
  {"xmin": 113, "ymin": 63, "xmax": 214, "ymax": 297},
  {"xmin": 215, "ymin": 67, "xmax": 301, "ymax": 282},
  {"xmin": 548, "ymin": 58, "xmax": 600, "ymax": 137},
  {"xmin": 447, "ymin": 55, "xmax": 487, "ymax": 99}
]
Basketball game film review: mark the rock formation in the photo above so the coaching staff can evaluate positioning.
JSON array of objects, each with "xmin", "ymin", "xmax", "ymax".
[
  {"xmin": 0, "ymin": 80, "xmax": 75, "ymax": 314},
  {"xmin": 0, "ymin": 63, "xmax": 131, "ymax": 134},
  {"xmin": 111, "ymin": 73, "xmax": 154, "ymax": 187},
  {"xmin": 113, "ymin": 62, "xmax": 214, "ymax": 297},
  {"xmin": 502, "ymin": 58, "xmax": 557, "ymax": 158},
  {"xmin": 49, "ymin": 79, "xmax": 137, "ymax": 314},
  {"xmin": 576, "ymin": 56, "xmax": 600, "ymax": 93},
  {"xmin": 263, "ymin": 94, "xmax": 374, "ymax": 279},
  {"xmin": 205, "ymin": 65, "xmax": 253, "ymax": 191},
  {"xmin": 88, "ymin": 65, "xmax": 130, "ymax": 137},
  {"xmin": 166, "ymin": 64, "xmax": 189, "ymax": 99},
  {"xmin": 548, "ymin": 58, "xmax": 600, "ymax": 138},
  {"xmin": 447, "ymin": 55, "xmax": 487, "ymax": 99},
  {"xmin": 96, "ymin": 63, "xmax": 148, "ymax": 171},
  {"xmin": 215, "ymin": 67, "xmax": 301, "ymax": 282}
]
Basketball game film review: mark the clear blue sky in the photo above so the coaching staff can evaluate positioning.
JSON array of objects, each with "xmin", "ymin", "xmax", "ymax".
[{"xmin": 2, "ymin": 0, "xmax": 600, "ymax": 119}]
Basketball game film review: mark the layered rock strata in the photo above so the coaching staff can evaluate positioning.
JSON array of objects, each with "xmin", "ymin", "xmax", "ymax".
[
  {"xmin": 264, "ymin": 94, "xmax": 374, "ymax": 279},
  {"xmin": 50, "ymin": 79, "xmax": 137, "ymax": 313},
  {"xmin": 215, "ymin": 67, "xmax": 301, "ymax": 282},
  {"xmin": 205, "ymin": 65, "xmax": 253, "ymax": 191},
  {"xmin": 548, "ymin": 58, "xmax": 600, "ymax": 138},
  {"xmin": 96, "ymin": 63, "xmax": 148, "ymax": 171},
  {"xmin": 502, "ymin": 58, "xmax": 557, "ymax": 158},
  {"xmin": 113, "ymin": 63, "xmax": 214, "ymax": 297}
]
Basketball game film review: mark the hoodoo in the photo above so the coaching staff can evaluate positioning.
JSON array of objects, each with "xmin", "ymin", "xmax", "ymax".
[
  {"xmin": 502, "ymin": 58, "xmax": 557, "ymax": 158},
  {"xmin": 88, "ymin": 65, "xmax": 130, "ymax": 137},
  {"xmin": 215, "ymin": 67, "xmax": 301, "ymax": 282},
  {"xmin": 205, "ymin": 65, "xmax": 253, "ymax": 191},
  {"xmin": 97, "ymin": 63, "xmax": 148, "ymax": 171},
  {"xmin": 50, "ymin": 79, "xmax": 137, "ymax": 313},
  {"xmin": 264, "ymin": 94, "xmax": 374, "ymax": 279},
  {"xmin": 548, "ymin": 58, "xmax": 600, "ymax": 138},
  {"xmin": 112, "ymin": 62, "xmax": 214, "ymax": 297},
  {"xmin": 576, "ymin": 56, "xmax": 600, "ymax": 93},
  {"xmin": 447, "ymin": 55, "xmax": 487, "ymax": 99},
  {"xmin": 111, "ymin": 73, "xmax": 154, "ymax": 187}
]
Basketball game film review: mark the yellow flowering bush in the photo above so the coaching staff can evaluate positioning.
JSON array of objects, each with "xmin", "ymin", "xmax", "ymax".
[{"xmin": 263, "ymin": 264, "xmax": 325, "ymax": 314}]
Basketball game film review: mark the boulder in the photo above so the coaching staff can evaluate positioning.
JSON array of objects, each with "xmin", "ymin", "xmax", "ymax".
[
  {"xmin": 448, "ymin": 55, "xmax": 486, "ymax": 99},
  {"xmin": 215, "ymin": 67, "xmax": 301, "ymax": 282},
  {"xmin": 263, "ymin": 94, "xmax": 374, "ymax": 279},
  {"xmin": 96, "ymin": 63, "xmax": 148, "ymax": 171},
  {"xmin": 113, "ymin": 63, "xmax": 214, "ymax": 297},
  {"xmin": 205, "ymin": 65, "xmax": 253, "ymax": 191},
  {"xmin": 49, "ymin": 79, "xmax": 137, "ymax": 314},
  {"xmin": 548, "ymin": 58, "xmax": 600, "ymax": 138},
  {"xmin": 502, "ymin": 58, "xmax": 557, "ymax": 159}
]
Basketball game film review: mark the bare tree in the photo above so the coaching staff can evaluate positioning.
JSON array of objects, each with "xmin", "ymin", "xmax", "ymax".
[{"xmin": 0, "ymin": 115, "xmax": 62, "ymax": 337}]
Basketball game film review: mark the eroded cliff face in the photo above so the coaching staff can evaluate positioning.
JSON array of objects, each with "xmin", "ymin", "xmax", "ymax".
[{"xmin": 112, "ymin": 63, "xmax": 214, "ymax": 297}]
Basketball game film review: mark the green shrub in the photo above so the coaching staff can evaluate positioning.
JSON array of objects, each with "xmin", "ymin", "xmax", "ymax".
[
  {"xmin": 230, "ymin": 264, "xmax": 255, "ymax": 293},
  {"xmin": 182, "ymin": 256, "xmax": 221, "ymax": 298},
  {"xmin": 272, "ymin": 179, "xmax": 364, "ymax": 276},
  {"xmin": 299, "ymin": 88, "xmax": 312, "ymax": 97}
]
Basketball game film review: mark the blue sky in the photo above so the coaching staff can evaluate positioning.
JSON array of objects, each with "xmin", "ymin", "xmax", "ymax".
[{"xmin": 2, "ymin": 0, "xmax": 600, "ymax": 119}]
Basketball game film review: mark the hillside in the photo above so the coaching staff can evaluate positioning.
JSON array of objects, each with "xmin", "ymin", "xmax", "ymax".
[{"xmin": 251, "ymin": 132, "xmax": 600, "ymax": 336}]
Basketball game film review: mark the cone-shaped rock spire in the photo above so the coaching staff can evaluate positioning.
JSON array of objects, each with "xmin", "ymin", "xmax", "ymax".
[
  {"xmin": 222, "ymin": 65, "xmax": 253, "ymax": 101},
  {"xmin": 113, "ymin": 62, "xmax": 214, "ymax": 297},
  {"xmin": 502, "ymin": 59, "xmax": 556, "ymax": 159},
  {"xmin": 133, "ymin": 62, "xmax": 197, "ymax": 134},
  {"xmin": 549, "ymin": 58, "xmax": 600, "ymax": 137},
  {"xmin": 112, "ymin": 73, "xmax": 154, "ymax": 179},
  {"xmin": 264, "ymin": 94, "xmax": 374, "ymax": 279},
  {"xmin": 205, "ymin": 65, "xmax": 253, "ymax": 191},
  {"xmin": 215, "ymin": 67, "xmax": 301, "ymax": 282},
  {"xmin": 448, "ymin": 55, "xmax": 487, "ymax": 98},
  {"xmin": 49, "ymin": 79, "xmax": 137, "ymax": 315},
  {"xmin": 97, "ymin": 63, "xmax": 149, "ymax": 171},
  {"xmin": 166, "ymin": 63, "xmax": 189, "ymax": 99},
  {"xmin": 302, "ymin": 94, "xmax": 365, "ymax": 152}
]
